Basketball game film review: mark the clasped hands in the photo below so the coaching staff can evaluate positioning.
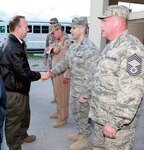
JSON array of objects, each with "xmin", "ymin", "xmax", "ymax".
[{"xmin": 40, "ymin": 70, "xmax": 53, "ymax": 80}]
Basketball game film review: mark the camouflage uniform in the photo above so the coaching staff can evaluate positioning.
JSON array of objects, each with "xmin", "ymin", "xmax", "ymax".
[
  {"xmin": 43, "ymin": 18, "xmax": 58, "ymax": 103},
  {"xmin": 44, "ymin": 34, "xmax": 55, "ymax": 69},
  {"xmin": 52, "ymin": 36, "xmax": 100, "ymax": 136},
  {"xmin": 44, "ymin": 17, "xmax": 58, "ymax": 69},
  {"xmin": 89, "ymin": 5, "xmax": 144, "ymax": 150}
]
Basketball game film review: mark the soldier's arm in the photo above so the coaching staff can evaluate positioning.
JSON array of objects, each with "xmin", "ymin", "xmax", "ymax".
[
  {"xmin": 108, "ymin": 47, "xmax": 144, "ymax": 129},
  {"xmin": 51, "ymin": 50, "xmax": 70, "ymax": 75},
  {"xmin": 81, "ymin": 46, "xmax": 100, "ymax": 100}
]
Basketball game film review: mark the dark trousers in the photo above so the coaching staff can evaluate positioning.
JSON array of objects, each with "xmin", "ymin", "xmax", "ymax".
[{"xmin": 5, "ymin": 92, "xmax": 30, "ymax": 150}]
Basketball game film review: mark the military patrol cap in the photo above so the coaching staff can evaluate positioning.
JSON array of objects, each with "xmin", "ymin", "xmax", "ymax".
[
  {"xmin": 49, "ymin": 23, "xmax": 61, "ymax": 34},
  {"xmin": 71, "ymin": 16, "xmax": 88, "ymax": 27},
  {"xmin": 50, "ymin": 17, "xmax": 58, "ymax": 23},
  {"xmin": 98, "ymin": 5, "xmax": 129, "ymax": 19}
]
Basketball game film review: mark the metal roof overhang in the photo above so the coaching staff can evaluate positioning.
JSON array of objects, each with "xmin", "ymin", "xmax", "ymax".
[{"xmin": 119, "ymin": 0, "xmax": 144, "ymax": 4}]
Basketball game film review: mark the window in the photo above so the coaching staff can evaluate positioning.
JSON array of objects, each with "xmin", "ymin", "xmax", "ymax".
[
  {"xmin": 7, "ymin": 25, "xmax": 9, "ymax": 33},
  {"xmin": 0, "ymin": 26, "xmax": 5, "ymax": 33},
  {"xmin": 66, "ymin": 26, "xmax": 71, "ymax": 34},
  {"xmin": 42, "ymin": 26, "xmax": 49, "ymax": 33},
  {"xmin": 33, "ymin": 25, "xmax": 40, "ymax": 33},
  {"xmin": 61, "ymin": 26, "xmax": 64, "ymax": 32},
  {"xmin": 61, "ymin": 25, "xmax": 71, "ymax": 34},
  {"xmin": 28, "ymin": 25, "xmax": 32, "ymax": 33}
]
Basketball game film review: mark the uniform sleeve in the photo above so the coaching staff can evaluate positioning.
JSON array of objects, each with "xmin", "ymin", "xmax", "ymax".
[
  {"xmin": 46, "ymin": 34, "xmax": 50, "ymax": 47},
  {"xmin": 81, "ymin": 46, "xmax": 100, "ymax": 100},
  {"xmin": 44, "ymin": 34, "xmax": 53, "ymax": 58},
  {"xmin": 109, "ymin": 47, "xmax": 144, "ymax": 129},
  {"xmin": 52, "ymin": 50, "xmax": 70, "ymax": 75}
]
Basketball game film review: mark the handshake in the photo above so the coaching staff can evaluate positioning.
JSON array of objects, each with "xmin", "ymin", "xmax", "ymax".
[{"xmin": 40, "ymin": 70, "xmax": 53, "ymax": 80}]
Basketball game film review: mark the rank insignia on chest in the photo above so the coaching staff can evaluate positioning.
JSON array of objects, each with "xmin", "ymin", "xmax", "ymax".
[{"xmin": 126, "ymin": 54, "xmax": 142, "ymax": 76}]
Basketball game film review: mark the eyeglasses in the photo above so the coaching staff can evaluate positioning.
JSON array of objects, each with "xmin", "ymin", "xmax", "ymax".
[{"xmin": 50, "ymin": 22, "xmax": 57, "ymax": 25}]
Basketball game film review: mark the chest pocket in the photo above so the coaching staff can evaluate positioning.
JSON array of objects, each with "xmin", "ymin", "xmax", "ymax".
[{"xmin": 73, "ymin": 51, "xmax": 84, "ymax": 66}]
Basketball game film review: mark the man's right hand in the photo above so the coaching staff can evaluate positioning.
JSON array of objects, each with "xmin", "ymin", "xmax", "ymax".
[{"xmin": 53, "ymin": 46, "xmax": 61, "ymax": 54}]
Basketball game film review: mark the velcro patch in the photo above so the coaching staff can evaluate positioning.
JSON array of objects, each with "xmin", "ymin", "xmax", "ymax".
[{"xmin": 126, "ymin": 54, "xmax": 142, "ymax": 76}]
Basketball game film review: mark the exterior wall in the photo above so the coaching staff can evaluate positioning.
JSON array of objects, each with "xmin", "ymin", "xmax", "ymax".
[
  {"xmin": 128, "ymin": 22, "xmax": 144, "ymax": 44},
  {"xmin": 128, "ymin": 11, "xmax": 144, "ymax": 44},
  {"xmin": 89, "ymin": 0, "xmax": 109, "ymax": 50}
]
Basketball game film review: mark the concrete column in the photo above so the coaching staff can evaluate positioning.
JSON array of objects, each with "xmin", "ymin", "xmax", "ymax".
[{"xmin": 89, "ymin": 0, "xmax": 109, "ymax": 50}]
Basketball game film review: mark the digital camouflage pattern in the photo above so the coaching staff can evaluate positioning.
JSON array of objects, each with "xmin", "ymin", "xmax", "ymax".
[
  {"xmin": 89, "ymin": 31, "xmax": 144, "ymax": 149},
  {"xmin": 71, "ymin": 16, "xmax": 88, "ymax": 27},
  {"xmin": 92, "ymin": 120, "xmax": 137, "ymax": 150},
  {"xmin": 98, "ymin": 5, "xmax": 129, "ymax": 19},
  {"xmin": 49, "ymin": 23, "xmax": 61, "ymax": 34},
  {"xmin": 52, "ymin": 37, "xmax": 100, "ymax": 136},
  {"xmin": 49, "ymin": 17, "xmax": 58, "ymax": 23},
  {"xmin": 44, "ymin": 17, "xmax": 58, "ymax": 68},
  {"xmin": 52, "ymin": 37, "xmax": 100, "ymax": 99}
]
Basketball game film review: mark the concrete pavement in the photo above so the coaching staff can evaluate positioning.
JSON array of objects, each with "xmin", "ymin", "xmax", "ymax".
[{"xmin": 2, "ymin": 79, "xmax": 79, "ymax": 150}]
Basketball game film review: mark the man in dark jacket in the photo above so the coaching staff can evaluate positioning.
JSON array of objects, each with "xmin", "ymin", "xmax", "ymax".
[
  {"xmin": 0, "ymin": 15, "xmax": 49, "ymax": 150},
  {"xmin": 0, "ymin": 75, "xmax": 7, "ymax": 150}
]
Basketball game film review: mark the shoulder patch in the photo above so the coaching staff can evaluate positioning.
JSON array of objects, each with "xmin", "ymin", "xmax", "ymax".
[
  {"xmin": 126, "ymin": 54, "xmax": 142, "ymax": 76},
  {"xmin": 64, "ymin": 40, "xmax": 71, "ymax": 49}
]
